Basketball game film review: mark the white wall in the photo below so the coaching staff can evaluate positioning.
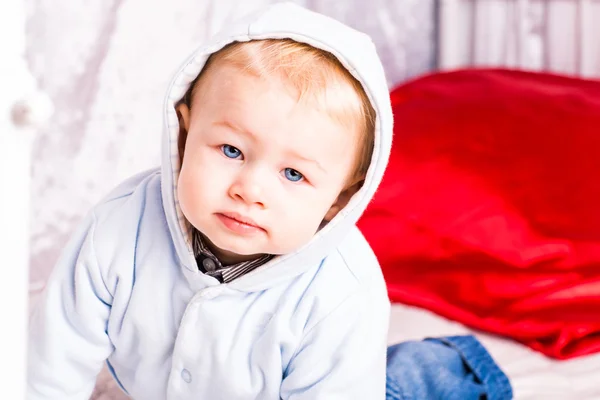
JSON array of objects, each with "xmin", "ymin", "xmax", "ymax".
[{"xmin": 439, "ymin": 0, "xmax": 600, "ymax": 77}]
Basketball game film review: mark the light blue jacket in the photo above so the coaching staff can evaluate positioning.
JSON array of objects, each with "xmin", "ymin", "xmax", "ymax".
[{"xmin": 27, "ymin": 3, "xmax": 394, "ymax": 399}]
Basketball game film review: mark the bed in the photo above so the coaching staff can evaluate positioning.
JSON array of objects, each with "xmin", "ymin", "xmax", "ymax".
[{"xmin": 388, "ymin": 304, "xmax": 600, "ymax": 400}]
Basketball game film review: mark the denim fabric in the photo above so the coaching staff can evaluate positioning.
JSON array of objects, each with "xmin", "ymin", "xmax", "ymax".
[{"xmin": 386, "ymin": 335, "xmax": 513, "ymax": 400}]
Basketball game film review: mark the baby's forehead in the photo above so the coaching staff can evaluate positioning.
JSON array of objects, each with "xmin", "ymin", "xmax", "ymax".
[
  {"xmin": 196, "ymin": 62, "xmax": 362, "ymax": 136},
  {"xmin": 199, "ymin": 72, "xmax": 355, "ymax": 158}
]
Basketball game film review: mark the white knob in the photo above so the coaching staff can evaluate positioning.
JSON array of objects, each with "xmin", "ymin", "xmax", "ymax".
[{"xmin": 10, "ymin": 92, "xmax": 53, "ymax": 129}]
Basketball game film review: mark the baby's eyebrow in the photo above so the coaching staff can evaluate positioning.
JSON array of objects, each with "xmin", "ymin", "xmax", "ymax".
[
  {"xmin": 213, "ymin": 120, "xmax": 255, "ymax": 138},
  {"xmin": 288, "ymin": 150, "xmax": 325, "ymax": 172}
]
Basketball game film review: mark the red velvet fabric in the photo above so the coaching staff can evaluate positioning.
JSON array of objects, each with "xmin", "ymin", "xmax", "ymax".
[{"xmin": 358, "ymin": 69, "xmax": 600, "ymax": 359}]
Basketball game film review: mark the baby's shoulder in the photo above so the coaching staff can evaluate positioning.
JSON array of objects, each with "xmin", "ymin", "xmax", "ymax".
[
  {"xmin": 90, "ymin": 168, "xmax": 164, "ymax": 263},
  {"xmin": 98, "ymin": 168, "xmax": 161, "ymax": 207},
  {"xmin": 93, "ymin": 168, "xmax": 161, "ymax": 220},
  {"xmin": 301, "ymin": 227, "xmax": 384, "ymax": 306},
  {"xmin": 331, "ymin": 226, "xmax": 382, "ymax": 284},
  {"xmin": 287, "ymin": 228, "xmax": 387, "ymax": 332}
]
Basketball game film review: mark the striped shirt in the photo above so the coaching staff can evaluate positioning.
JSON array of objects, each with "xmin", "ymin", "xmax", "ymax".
[{"xmin": 192, "ymin": 229, "xmax": 273, "ymax": 283}]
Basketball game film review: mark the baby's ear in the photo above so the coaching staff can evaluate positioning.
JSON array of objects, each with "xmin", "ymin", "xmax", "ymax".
[
  {"xmin": 176, "ymin": 102, "xmax": 191, "ymax": 162},
  {"xmin": 323, "ymin": 180, "xmax": 363, "ymax": 223}
]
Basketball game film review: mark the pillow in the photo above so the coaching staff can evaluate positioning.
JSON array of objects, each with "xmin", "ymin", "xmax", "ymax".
[{"xmin": 359, "ymin": 69, "xmax": 600, "ymax": 359}]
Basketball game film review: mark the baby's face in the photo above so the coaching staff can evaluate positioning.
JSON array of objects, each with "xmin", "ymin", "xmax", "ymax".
[{"xmin": 177, "ymin": 65, "xmax": 359, "ymax": 263}]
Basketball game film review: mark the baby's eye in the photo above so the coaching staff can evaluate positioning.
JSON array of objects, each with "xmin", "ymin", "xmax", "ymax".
[
  {"xmin": 283, "ymin": 168, "xmax": 304, "ymax": 182},
  {"xmin": 221, "ymin": 145, "xmax": 243, "ymax": 159}
]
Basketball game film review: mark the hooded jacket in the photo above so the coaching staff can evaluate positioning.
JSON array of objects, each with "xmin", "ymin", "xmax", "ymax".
[{"xmin": 28, "ymin": 3, "xmax": 393, "ymax": 399}]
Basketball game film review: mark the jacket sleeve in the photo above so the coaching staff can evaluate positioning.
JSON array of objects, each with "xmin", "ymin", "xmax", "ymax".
[
  {"xmin": 27, "ymin": 211, "xmax": 114, "ymax": 400},
  {"xmin": 280, "ymin": 274, "xmax": 391, "ymax": 400}
]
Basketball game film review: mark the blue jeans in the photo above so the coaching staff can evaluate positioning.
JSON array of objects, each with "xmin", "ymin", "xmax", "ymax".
[{"xmin": 386, "ymin": 335, "xmax": 513, "ymax": 400}]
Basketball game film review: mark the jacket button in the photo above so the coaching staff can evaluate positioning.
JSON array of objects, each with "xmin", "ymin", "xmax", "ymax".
[
  {"xmin": 202, "ymin": 258, "xmax": 216, "ymax": 272},
  {"xmin": 181, "ymin": 369, "xmax": 192, "ymax": 383}
]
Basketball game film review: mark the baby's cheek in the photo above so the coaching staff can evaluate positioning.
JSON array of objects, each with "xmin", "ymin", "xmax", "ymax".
[
  {"xmin": 177, "ymin": 174, "xmax": 194, "ymax": 218},
  {"xmin": 295, "ymin": 204, "xmax": 325, "ymax": 235},
  {"xmin": 178, "ymin": 167, "xmax": 206, "ymax": 210}
]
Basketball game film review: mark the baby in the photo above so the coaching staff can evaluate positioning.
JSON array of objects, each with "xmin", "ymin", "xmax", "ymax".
[{"xmin": 28, "ymin": 3, "xmax": 393, "ymax": 399}]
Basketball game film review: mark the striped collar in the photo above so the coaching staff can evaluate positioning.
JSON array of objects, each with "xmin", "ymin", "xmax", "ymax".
[{"xmin": 192, "ymin": 229, "xmax": 273, "ymax": 283}]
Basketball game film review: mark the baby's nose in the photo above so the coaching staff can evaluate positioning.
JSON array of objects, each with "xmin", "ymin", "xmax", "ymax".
[{"xmin": 229, "ymin": 168, "xmax": 267, "ymax": 207}]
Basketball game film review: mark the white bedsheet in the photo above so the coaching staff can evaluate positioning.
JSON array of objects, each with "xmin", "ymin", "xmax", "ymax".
[{"xmin": 388, "ymin": 304, "xmax": 600, "ymax": 400}]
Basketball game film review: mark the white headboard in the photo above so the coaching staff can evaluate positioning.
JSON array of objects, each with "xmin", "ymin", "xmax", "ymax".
[{"xmin": 438, "ymin": 0, "xmax": 600, "ymax": 78}]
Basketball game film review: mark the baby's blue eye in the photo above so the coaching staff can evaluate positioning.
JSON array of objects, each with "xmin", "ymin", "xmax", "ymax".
[
  {"xmin": 222, "ymin": 145, "xmax": 242, "ymax": 159},
  {"xmin": 283, "ymin": 168, "xmax": 303, "ymax": 182}
]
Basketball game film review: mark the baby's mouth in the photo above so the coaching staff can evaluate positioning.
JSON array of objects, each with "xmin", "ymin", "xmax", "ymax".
[{"xmin": 216, "ymin": 212, "xmax": 266, "ymax": 234}]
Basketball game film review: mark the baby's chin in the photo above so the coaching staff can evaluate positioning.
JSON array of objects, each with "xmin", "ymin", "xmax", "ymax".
[
  {"xmin": 206, "ymin": 236, "xmax": 268, "ymax": 261},
  {"xmin": 209, "ymin": 237, "xmax": 302, "ymax": 261}
]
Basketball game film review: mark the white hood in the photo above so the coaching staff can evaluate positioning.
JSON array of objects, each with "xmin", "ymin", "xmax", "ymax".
[{"xmin": 161, "ymin": 2, "xmax": 393, "ymax": 292}]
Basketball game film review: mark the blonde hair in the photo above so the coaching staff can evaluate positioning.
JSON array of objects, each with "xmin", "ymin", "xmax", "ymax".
[{"xmin": 182, "ymin": 39, "xmax": 375, "ymax": 186}]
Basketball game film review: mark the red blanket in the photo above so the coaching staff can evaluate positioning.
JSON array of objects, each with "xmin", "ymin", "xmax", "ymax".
[{"xmin": 358, "ymin": 69, "xmax": 600, "ymax": 359}]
